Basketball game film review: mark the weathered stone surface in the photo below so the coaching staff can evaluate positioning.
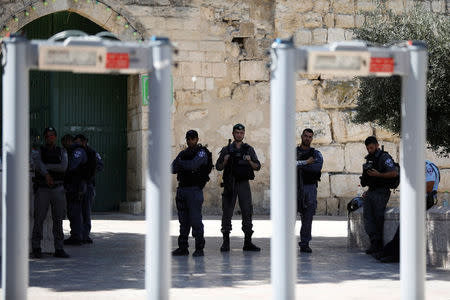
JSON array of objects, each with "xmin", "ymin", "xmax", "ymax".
[
  {"xmin": 426, "ymin": 148, "xmax": 450, "ymax": 169},
  {"xmin": 295, "ymin": 29, "xmax": 312, "ymax": 45},
  {"xmin": 212, "ymin": 63, "xmax": 227, "ymax": 78},
  {"xmin": 324, "ymin": 13, "xmax": 335, "ymax": 28},
  {"xmin": 387, "ymin": 0, "xmax": 405, "ymax": 14},
  {"xmin": 233, "ymin": 22, "xmax": 255, "ymax": 37},
  {"xmin": 317, "ymin": 198, "xmax": 327, "ymax": 215},
  {"xmin": 327, "ymin": 28, "xmax": 346, "ymax": 42},
  {"xmin": 344, "ymin": 143, "xmax": 366, "ymax": 173},
  {"xmin": 335, "ymin": 14, "xmax": 354, "ymax": 28},
  {"xmin": 318, "ymin": 172, "xmax": 331, "ymax": 198},
  {"xmin": 317, "ymin": 145, "xmax": 345, "ymax": 172},
  {"xmin": 330, "ymin": 111, "xmax": 373, "ymax": 143},
  {"xmin": 303, "ymin": 12, "xmax": 323, "ymax": 28},
  {"xmin": 326, "ymin": 197, "xmax": 340, "ymax": 215},
  {"xmin": 438, "ymin": 169, "xmax": 450, "ymax": 192},
  {"xmin": 345, "ymin": 29, "xmax": 354, "ymax": 40},
  {"xmin": 332, "ymin": 0, "xmax": 355, "ymax": 14},
  {"xmin": 330, "ymin": 174, "xmax": 361, "ymax": 197},
  {"xmin": 373, "ymin": 126, "xmax": 400, "ymax": 142},
  {"xmin": 240, "ymin": 61, "xmax": 269, "ymax": 81},
  {"xmin": 296, "ymin": 111, "xmax": 332, "ymax": 144},
  {"xmin": 317, "ymin": 80, "xmax": 359, "ymax": 108},
  {"xmin": 295, "ymin": 80, "xmax": 317, "ymax": 111},
  {"xmin": 313, "ymin": 0, "xmax": 330, "ymax": 12},
  {"xmin": 244, "ymin": 110, "xmax": 264, "ymax": 127},
  {"xmin": 185, "ymin": 109, "xmax": 208, "ymax": 120},
  {"xmin": 312, "ymin": 28, "xmax": 328, "ymax": 45},
  {"xmin": 355, "ymin": 14, "xmax": 365, "ymax": 27}
]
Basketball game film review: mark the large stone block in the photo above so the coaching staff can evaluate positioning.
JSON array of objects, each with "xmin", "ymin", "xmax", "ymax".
[
  {"xmin": 317, "ymin": 172, "xmax": 331, "ymax": 198},
  {"xmin": 240, "ymin": 61, "xmax": 269, "ymax": 81},
  {"xmin": 330, "ymin": 174, "xmax": 360, "ymax": 197},
  {"xmin": 356, "ymin": 1, "xmax": 377, "ymax": 12},
  {"xmin": 438, "ymin": 169, "xmax": 450, "ymax": 192},
  {"xmin": 326, "ymin": 197, "xmax": 340, "ymax": 216},
  {"xmin": 317, "ymin": 80, "xmax": 358, "ymax": 108},
  {"xmin": 330, "ymin": 111, "xmax": 373, "ymax": 143},
  {"xmin": 295, "ymin": 111, "xmax": 332, "ymax": 144},
  {"xmin": 212, "ymin": 63, "xmax": 227, "ymax": 78},
  {"xmin": 295, "ymin": 80, "xmax": 317, "ymax": 111},
  {"xmin": 335, "ymin": 14, "xmax": 354, "ymax": 28},
  {"xmin": 313, "ymin": 0, "xmax": 330, "ymax": 12},
  {"xmin": 344, "ymin": 143, "xmax": 366, "ymax": 173},
  {"xmin": 185, "ymin": 109, "xmax": 208, "ymax": 120},
  {"xmin": 295, "ymin": 29, "xmax": 312, "ymax": 45},
  {"xmin": 317, "ymin": 198, "xmax": 327, "ymax": 215},
  {"xmin": 317, "ymin": 145, "xmax": 345, "ymax": 172},
  {"xmin": 303, "ymin": 12, "xmax": 323, "ymax": 28},
  {"xmin": 327, "ymin": 28, "xmax": 345, "ymax": 43},
  {"xmin": 332, "ymin": 0, "xmax": 355, "ymax": 14},
  {"xmin": 373, "ymin": 126, "xmax": 400, "ymax": 142},
  {"xmin": 312, "ymin": 28, "xmax": 328, "ymax": 45},
  {"xmin": 387, "ymin": 0, "xmax": 405, "ymax": 14},
  {"xmin": 244, "ymin": 110, "xmax": 264, "ymax": 127}
]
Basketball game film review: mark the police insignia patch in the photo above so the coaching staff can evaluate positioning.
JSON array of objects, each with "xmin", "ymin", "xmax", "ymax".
[
  {"xmin": 198, "ymin": 150, "xmax": 206, "ymax": 158},
  {"xmin": 74, "ymin": 150, "xmax": 82, "ymax": 159},
  {"xmin": 385, "ymin": 158, "xmax": 394, "ymax": 167}
]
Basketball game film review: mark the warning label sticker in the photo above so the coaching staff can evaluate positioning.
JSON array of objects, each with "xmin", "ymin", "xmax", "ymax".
[
  {"xmin": 106, "ymin": 53, "xmax": 130, "ymax": 69},
  {"xmin": 369, "ymin": 57, "xmax": 394, "ymax": 73}
]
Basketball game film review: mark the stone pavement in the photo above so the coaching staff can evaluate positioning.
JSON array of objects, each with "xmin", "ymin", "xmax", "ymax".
[{"xmin": 12, "ymin": 214, "xmax": 450, "ymax": 299}]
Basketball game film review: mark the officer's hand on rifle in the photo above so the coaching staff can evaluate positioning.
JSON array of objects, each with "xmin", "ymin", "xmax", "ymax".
[
  {"xmin": 224, "ymin": 154, "xmax": 230, "ymax": 165},
  {"xmin": 243, "ymin": 155, "xmax": 251, "ymax": 161}
]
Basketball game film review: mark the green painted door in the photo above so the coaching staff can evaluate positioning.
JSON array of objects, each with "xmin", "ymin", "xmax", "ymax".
[{"xmin": 19, "ymin": 12, "xmax": 127, "ymax": 211}]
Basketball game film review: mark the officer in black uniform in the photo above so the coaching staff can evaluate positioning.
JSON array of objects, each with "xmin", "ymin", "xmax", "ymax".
[
  {"xmin": 296, "ymin": 128, "xmax": 323, "ymax": 253},
  {"xmin": 64, "ymin": 135, "xmax": 88, "ymax": 245},
  {"xmin": 74, "ymin": 134, "xmax": 104, "ymax": 244},
  {"xmin": 216, "ymin": 123, "xmax": 261, "ymax": 252},
  {"xmin": 31, "ymin": 127, "xmax": 70, "ymax": 258},
  {"xmin": 360, "ymin": 136, "xmax": 398, "ymax": 255},
  {"xmin": 171, "ymin": 130, "xmax": 209, "ymax": 257}
]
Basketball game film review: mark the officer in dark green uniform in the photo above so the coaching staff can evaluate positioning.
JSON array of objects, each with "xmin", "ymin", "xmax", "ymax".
[
  {"xmin": 360, "ymin": 136, "xmax": 398, "ymax": 255},
  {"xmin": 216, "ymin": 123, "xmax": 261, "ymax": 252}
]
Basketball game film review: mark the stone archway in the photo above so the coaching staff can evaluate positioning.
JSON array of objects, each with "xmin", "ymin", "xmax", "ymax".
[{"xmin": 0, "ymin": 0, "xmax": 146, "ymax": 41}]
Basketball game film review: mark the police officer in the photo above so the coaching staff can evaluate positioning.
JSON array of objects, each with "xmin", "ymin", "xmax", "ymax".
[
  {"xmin": 171, "ymin": 130, "xmax": 208, "ymax": 257},
  {"xmin": 375, "ymin": 160, "xmax": 440, "ymax": 263},
  {"xmin": 64, "ymin": 134, "xmax": 89, "ymax": 245},
  {"xmin": 296, "ymin": 128, "xmax": 323, "ymax": 253},
  {"xmin": 31, "ymin": 127, "xmax": 70, "ymax": 258},
  {"xmin": 360, "ymin": 136, "xmax": 398, "ymax": 255},
  {"xmin": 216, "ymin": 123, "xmax": 261, "ymax": 252},
  {"xmin": 74, "ymin": 134, "xmax": 104, "ymax": 244}
]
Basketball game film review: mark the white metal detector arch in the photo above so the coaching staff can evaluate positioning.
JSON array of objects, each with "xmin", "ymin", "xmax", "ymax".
[
  {"xmin": 270, "ymin": 39, "xmax": 427, "ymax": 300},
  {"xmin": 1, "ymin": 34, "xmax": 173, "ymax": 300}
]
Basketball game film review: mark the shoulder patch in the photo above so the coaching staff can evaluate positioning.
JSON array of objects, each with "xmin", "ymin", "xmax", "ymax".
[
  {"xmin": 198, "ymin": 149, "xmax": 206, "ymax": 158},
  {"xmin": 384, "ymin": 158, "xmax": 394, "ymax": 168},
  {"xmin": 426, "ymin": 165, "xmax": 434, "ymax": 175},
  {"xmin": 96, "ymin": 152, "xmax": 102, "ymax": 160},
  {"xmin": 73, "ymin": 149, "xmax": 82, "ymax": 159}
]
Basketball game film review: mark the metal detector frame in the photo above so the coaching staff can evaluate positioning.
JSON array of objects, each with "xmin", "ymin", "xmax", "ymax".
[
  {"xmin": 1, "ymin": 35, "xmax": 172, "ymax": 300},
  {"xmin": 270, "ymin": 39, "xmax": 427, "ymax": 300}
]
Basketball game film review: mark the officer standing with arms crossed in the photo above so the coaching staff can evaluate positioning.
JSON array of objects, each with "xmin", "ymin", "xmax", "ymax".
[
  {"xmin": 74, "ymin": 134, "xmax": 104, "ymax": 244},
  {"xmin": 296, "ymin": 128, "xmax": 323, "ymax": 253},
  {"xmin": 64, "ymin": 135, "xmax": 88, "ymax": 245},
  {"xmin": 216, "ymin": 123, "xmax": 261, "ymax": 252},
  {"xmin": 31, "ymin": 127, "xmax": 70, "ymax": 258},
  {"xmin": 171, "ymin": 130, "xmax": 210, "ymax": 257},
  {"xmin": 360, "ymin": 136, "xmax": 398, "ymax": 255}
]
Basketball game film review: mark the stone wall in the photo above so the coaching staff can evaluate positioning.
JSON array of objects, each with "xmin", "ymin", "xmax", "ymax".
[{"xmin": 1, "ymin": 0, "xmax": 449, "ymax": 215}]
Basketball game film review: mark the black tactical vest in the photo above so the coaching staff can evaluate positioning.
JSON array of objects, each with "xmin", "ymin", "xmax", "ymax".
[
  {"xmin": 35, "ymin": 145, "xmax": 65, "ymax": 183},
  {"xmin": 177, "ymin": 146, "xmax": 204, "ymax": 188},
  {"xmin": 296, "ymin": 147, "xmax": 321, "ymax": 185},
  {"xmin": 224, "ymin": 144, "xmax": 255, "ymax": 182}
]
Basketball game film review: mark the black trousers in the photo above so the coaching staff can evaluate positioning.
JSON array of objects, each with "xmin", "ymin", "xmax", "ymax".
[
  {"xmin": 221, "ymin": 180, "xmax": 254, "ymax": 235},
  {"xmin": 176, "ymin": 186, "xmax": 205, "ymax": 250}
]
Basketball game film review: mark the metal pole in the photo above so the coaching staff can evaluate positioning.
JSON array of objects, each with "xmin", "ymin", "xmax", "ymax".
[
  {"xmin": 400, "ymin": 44, "xmax": 427, "ymax": 300},
  {"xmin": 270, "ymin": 38, "xmax": 296, "ymax": 300},
  {"xmin": 146, "ymin": 37, "xmax": 172, "ymax": 300},
  {"xmin": 1, "ymin": 36, "xmax": 30, "ymax": 300}
]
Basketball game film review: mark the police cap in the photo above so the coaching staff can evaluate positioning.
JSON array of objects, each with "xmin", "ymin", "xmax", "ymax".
[
  {"xmin": 233, "ymin": 123, "xmax": 245, "ymax": 131},
  {"xmin": 185, "ymin": 130, "xmax": 198, "ymax": 139},
  {"xmin": 43, "ymin": 127, "xmax": 57, "ymax": 137}
]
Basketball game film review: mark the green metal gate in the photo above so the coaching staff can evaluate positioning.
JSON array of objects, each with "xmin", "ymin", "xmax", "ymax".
[{"xmin": 19, "ymin": 12, "xmax": 127, "ymax": 211}]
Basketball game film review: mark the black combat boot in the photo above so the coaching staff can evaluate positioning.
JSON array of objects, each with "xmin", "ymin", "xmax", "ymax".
[
  {"xmin": 243, "ymin": 234, "xmax": 260, "ymax": 252},
  {"xmin": 32, "ymin": 248, "xmax": 42, "ymax": 259},
  {"xmin": 172, "ymin": 247, "xmax": 189, "ymax": 256},
  {"xmin": 220, "ymin": 233, "xmax": 230, "ymax": 252},
  {"xmin": 192, "ymin": 249, "xmax": 204, "ymax": 257}
]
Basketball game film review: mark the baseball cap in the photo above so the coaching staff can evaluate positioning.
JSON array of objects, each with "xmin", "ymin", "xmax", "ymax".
[
  {"xmin": 233, "ymin": 123, "xmax": 245, "ymax": 131},
  {"xmin": 43, "ymin": 127, "xmax": 57, "ymax": 136},
  {"xmin": 185, "ymin": 130, "xmax": 198, "ymax": 139}
]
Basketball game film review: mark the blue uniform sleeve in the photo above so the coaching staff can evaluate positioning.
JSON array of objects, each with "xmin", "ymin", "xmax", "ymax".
[
  {"xmin": 177, "ymin": 149, "xmax": 208, "ymax": 171},
  {"xmin": 381, "ymin": 154, "xmax": 396, "ymax": 172},
  {"xmin": 96, "ymin": 152, "xmax": 104, "ymax": 172},
  {"xmin": 69, "ymin": 148, "xmax": 87, "ymax": 171},
  {"xmin": 171, "ymin": 152, "xmax": 182, "ymax": 174},
  {"xmin": 301, "ymin": 150, "xmax": 323, "ymax": 173},
  {"xmin": 425, "ymin": 163, "xmax": 436, "ymax": 183}
]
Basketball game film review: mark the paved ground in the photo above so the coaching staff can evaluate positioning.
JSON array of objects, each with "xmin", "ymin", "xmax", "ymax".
[{"xmin": 10, "ymin": 214, "xmax": 450, "ymax": 299}]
